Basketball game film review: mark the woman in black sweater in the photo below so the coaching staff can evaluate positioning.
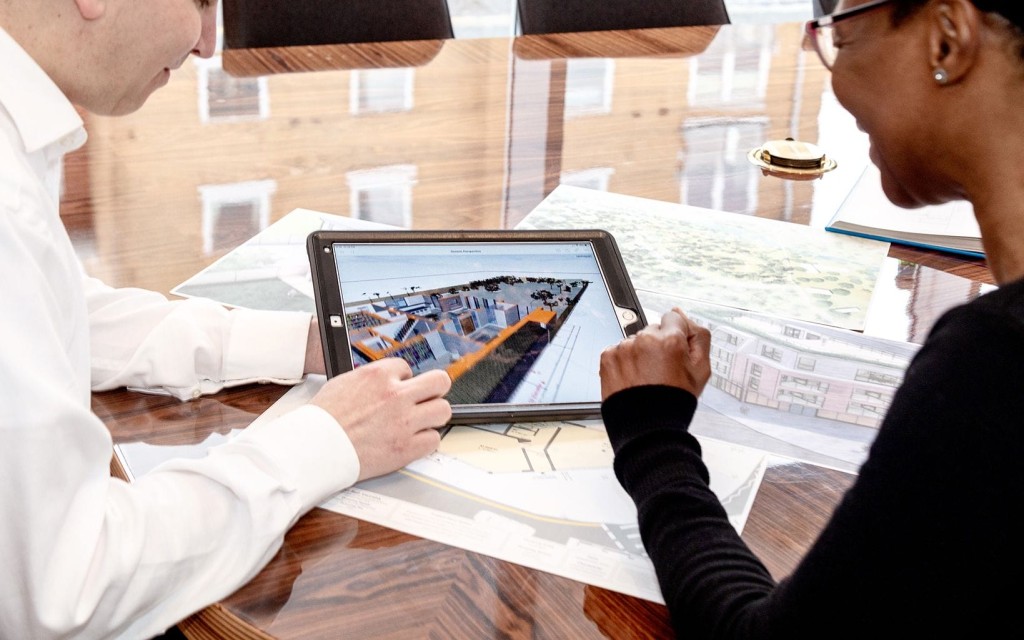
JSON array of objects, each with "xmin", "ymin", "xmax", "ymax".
[{"xmin": 599, "ymin": 1, "xmax": 1024, "ymax": 637}]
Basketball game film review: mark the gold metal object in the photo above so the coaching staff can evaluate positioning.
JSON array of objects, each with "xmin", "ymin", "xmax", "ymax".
[{"xmin": 747, "ymin": 138, "xmax": 837, "ymax": 179}]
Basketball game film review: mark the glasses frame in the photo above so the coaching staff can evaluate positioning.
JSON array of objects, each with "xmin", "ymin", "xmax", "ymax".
[{"xmin": 805, "ymin": 0, "xmax": 895, "ymax": 70}]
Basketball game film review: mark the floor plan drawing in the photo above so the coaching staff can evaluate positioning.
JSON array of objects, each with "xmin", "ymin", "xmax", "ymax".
[{"xmin": 256, "ymin": 378, "xmax": 769, "ymax": 604}]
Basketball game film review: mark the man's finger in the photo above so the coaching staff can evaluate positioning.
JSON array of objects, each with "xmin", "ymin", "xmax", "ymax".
[
  {"xmin": 411, "ymin": 397, "xmax": 453, "ymax": 428},
  {"xmin": 370, "ymin": 356, "xmax": 414, "ymax": 380},
  {"xmin": 405, "ymin": 368, "xmax": 452, "ymax": 403}
]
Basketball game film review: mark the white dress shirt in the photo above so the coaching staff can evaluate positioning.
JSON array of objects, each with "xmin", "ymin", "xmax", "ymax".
[{"xmin": 0, "ymin": 26, "xmax": 360, "ymax": 639}]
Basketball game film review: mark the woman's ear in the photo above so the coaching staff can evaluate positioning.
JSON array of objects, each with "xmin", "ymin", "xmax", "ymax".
[
  {"xmin": 928, "ymin": 0, "xmax": 982, "ymax": 85},
  {"xmin": 72, "ymin": 0, "xmax": 106, "ymax": 21}
]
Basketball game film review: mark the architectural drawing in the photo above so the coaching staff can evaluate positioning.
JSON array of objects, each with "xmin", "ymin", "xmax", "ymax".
[
  {"xmin": 639, "ymin": 291, "xmax": 920, "ymax": 472},
  {"xmin": 171, "ymin": 208, "xmax": 393, "ymax": 311},
  {"xmin": 516, "ymin": 185, "xmax": 890, "ymax": 330},
  {"xmin": 261, "ymin": 379, "xmax": 768, "ymax": 604}
]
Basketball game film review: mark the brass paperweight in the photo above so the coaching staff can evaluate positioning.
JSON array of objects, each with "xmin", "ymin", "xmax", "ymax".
[{"xmin": 748, "ymin": 138, "xmax": 837, "ymax": 179}]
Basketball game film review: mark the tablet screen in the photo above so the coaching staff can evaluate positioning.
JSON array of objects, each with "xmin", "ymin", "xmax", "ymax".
[{"xmin": 329, "ymin": 240, "xmax": 628, "ymax": 408}]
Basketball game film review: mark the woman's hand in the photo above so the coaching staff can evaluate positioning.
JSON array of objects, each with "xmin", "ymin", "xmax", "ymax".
[{"xmin": 600, "ymin": 307, "xmax": 712, "ymax": 400}]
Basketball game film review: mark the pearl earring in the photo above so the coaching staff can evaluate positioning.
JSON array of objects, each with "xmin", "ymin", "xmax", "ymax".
[{"xmin": 933, "ymin": 67, "xmax": 949, "ymax": 85}]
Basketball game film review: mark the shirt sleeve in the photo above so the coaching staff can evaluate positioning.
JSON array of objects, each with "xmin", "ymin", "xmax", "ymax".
[
  {"xmin": 602, "ymin": 299, "xmax": 1024, "ymax": 638},
  {"xmin": 602, "ymin": 385, "xmax": 777, "ymax": 638},
  {"xmin": 1, "ymin": 226, "xmax": 361, "ymax": 638},
  {"xmin": 85, "ymin": 275, "xmax": 311, "ymax": 401},
  {"xmin": 3, "ymin": 391, "xmax": 359, "ymax": 640}
]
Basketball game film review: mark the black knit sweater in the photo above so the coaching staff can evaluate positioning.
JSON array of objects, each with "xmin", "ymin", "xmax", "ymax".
[{"xmin": 602, "ymin": 279, "xmax": 1024, "ymax": 638}]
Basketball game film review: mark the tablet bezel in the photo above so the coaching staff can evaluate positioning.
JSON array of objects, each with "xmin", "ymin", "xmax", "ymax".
[{"xmin": 306, "ymin": 229, "xmax": 646, "ymax": 424}]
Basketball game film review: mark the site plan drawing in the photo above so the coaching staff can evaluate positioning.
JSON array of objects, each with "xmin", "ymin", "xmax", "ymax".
[{"xmin": 515, "ymin": 185, "xmax": 891, "ymax": 331}]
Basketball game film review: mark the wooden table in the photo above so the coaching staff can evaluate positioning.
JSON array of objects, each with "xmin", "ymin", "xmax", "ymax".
[{"xmin": 63, "ymin": 23, "xmax": 992, "ymax": 639}]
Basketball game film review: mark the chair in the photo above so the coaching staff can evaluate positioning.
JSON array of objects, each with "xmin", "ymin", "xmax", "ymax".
[
  {"xmin": 221, "ymin": 0, "xmax": 455, "ymax": 49},
  {"xmin": 515, "ymin": 0, "xmax": 730, "ymax": 36}
]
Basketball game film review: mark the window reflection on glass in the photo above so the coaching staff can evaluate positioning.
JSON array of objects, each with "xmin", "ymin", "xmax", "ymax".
[
  {"xmin": 346, "ymin": 165, "xmax": 417, "ymax": 228},
  {"xmin": 210, "ymin": 201, "xmax": 260, "ymax": 252},
  {"xmin": 680, "ymin": 119, "xmax": 765, "ymax": 213},
  {"xmin": 725, "ymin": 0, "xmax": 812, "ymax": 23},
  {"xmin": 198, "ymin": 180, "xmax": 276, "ymax": 255},
  {"xmin": 449, "ymin": 0, "xmax": 517, "ymax": 38},
  {"xmin": 565, "ymin": 59, "xmax": 614, "ymax": 118},
  {"xmin": 195, "ymin": 57, "xmax": 268, "ymax": 123},
  {"xmin": 688, "ymin": 24, "xmax": 773, "ymax": 107},
  {"xmin": 357, "ymin": 187, "xmax": 406, "ymax": 227},
  {"xmin": 351, "ymin": 68, "xmax": 415, "ymax": 114},
  {"xmin": 560, "ymin": 167, "xmax": 614, "ymax": 191}
]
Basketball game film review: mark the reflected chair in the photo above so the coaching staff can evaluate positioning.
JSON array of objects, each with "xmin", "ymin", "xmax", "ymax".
[
  {"xmin": 222, "ymin": 0, "xmax": 455, "ymax": 49},
  {"xmin": 515, "ymin": 0, "xmax": 730, "ymax": 35}
]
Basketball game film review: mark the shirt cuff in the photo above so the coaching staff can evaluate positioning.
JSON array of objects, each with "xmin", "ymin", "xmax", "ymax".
[
  {"xmin": 223, "ymin": 310, "xmax": 311, "ymax": 383},
  {"xmin": 233, "ymin": 404, "xmax": 360, "ymax": 509}
]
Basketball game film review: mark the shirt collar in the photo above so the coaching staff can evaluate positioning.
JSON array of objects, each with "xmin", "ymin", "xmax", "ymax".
[{"xmin": 0, "ymin": 26, "xmax": 86, "ymax": 154}]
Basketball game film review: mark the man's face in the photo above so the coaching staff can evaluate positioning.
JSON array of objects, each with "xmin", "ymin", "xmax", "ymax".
[{"xmin": 88, "ymin": 0, "xmax": 218, "ymax": 115}]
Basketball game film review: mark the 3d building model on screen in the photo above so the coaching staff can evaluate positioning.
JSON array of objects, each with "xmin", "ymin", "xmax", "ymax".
[{"xmin": 345, "ymin": 275, "xmax": 590, "ymax": 403}]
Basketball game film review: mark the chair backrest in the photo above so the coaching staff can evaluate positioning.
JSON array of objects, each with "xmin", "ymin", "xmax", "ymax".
[
  {"xmin": 222, "ymin": 0, "xmax": 455, "ymax": 49},
  {"xmin": 516, "ymin": 0, "xmax": 730, "ymax": 36}
]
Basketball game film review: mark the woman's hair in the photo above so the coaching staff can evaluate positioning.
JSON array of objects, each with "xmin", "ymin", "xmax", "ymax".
[
  {"xmin": 966, "ymin": 1, "xmax": 1023, "ymax": 29},
  {"xmin": 889, "ymin": 0, "xmax": 1024, "ymax": 58},
  {"xmin": 888, "ymin": 0, "xmax": 1020, "ymax": 26}
]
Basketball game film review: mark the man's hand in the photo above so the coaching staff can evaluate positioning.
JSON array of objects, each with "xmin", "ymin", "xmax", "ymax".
[
  {"xmin": 600, "ymin": 307, "xmax": 712, "ymax": 400},
  {"xmin": 310, "ymin": 358, "xmax": 452, "ymax": 481}
]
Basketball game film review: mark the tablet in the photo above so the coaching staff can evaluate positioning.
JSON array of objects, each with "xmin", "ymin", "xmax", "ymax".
[{"xmin": 307, "ymin": 229, "xmax": 646, "ymax": 424}]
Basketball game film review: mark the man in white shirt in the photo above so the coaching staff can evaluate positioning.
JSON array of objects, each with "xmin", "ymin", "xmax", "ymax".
[{"xmin": 0, "ymin": 1, "xmax": 452, "ymax": 638}]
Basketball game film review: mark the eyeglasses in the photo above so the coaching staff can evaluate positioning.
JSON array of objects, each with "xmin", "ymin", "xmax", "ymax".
[{"xmin": 805, "ymin": 0, "xmax": 894, "ymax": 70}]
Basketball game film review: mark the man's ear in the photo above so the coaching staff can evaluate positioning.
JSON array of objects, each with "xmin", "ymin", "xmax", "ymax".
[
  {"xmin": 928, "ymin": 0, "xmax": 982, "ymax": 84},
  {"xmin": 73, "ymin": 0, "xmax": 106, "ymax": 21}
]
